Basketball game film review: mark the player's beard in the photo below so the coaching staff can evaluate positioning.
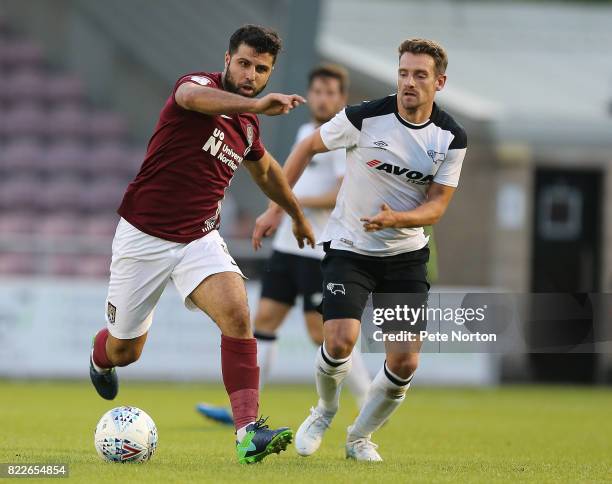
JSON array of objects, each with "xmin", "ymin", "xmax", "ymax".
[{"xmin": 222, "ymin": 69, "xmax": 266, "ymax": 98}]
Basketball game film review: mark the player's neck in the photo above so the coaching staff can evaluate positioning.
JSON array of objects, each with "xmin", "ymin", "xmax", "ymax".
[{"xmin": 396, "ymin": 100, "xmax": 433, "ymax": 125}]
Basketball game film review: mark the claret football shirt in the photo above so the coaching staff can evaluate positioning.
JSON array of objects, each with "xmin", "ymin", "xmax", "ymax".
[{"xmin": 118, "ymin": 72, "xmax": 265, "ymax": 243}]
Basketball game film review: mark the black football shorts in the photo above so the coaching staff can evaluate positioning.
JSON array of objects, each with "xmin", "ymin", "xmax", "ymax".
[
  {"xmin": 319, "ymin": 242, "xmax": 430, "ymax": 325},
  {"xmin": 260, "ymin": 250, "xmax": 323, "ymax": 312}
]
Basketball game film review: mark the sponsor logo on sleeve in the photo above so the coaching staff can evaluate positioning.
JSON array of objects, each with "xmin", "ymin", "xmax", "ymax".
[
  {"xmin": 107, "ymin": 302, "xmax": 117, "ymax": 325},
  {"xmin": 190, "ymin": 75, "xmax": 212, "ymax": 86}
]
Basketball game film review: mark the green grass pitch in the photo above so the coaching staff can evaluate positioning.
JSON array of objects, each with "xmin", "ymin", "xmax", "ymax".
[{"xmin": 1, "ymin": 380, "xmax": 611, "ymax": 483}]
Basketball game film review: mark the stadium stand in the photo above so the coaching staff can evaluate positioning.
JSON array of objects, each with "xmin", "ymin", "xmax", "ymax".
[{"xmin": 0, "ymin": 15, "xmax": 142, "ymax": 278}]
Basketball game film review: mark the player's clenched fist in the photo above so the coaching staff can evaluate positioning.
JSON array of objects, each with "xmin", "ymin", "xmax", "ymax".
[
  {"xmin": 360, "ymin": 203, "xmax": 399, "ymax": 232},
  {"xmin": 252, "ymin": 93, "xmax": 306, "ymax": 116}
]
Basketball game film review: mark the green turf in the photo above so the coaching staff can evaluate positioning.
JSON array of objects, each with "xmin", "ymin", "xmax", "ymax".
[{"xmin": 0, "ymin": 380, "xmax": 611, "ymax": 483}]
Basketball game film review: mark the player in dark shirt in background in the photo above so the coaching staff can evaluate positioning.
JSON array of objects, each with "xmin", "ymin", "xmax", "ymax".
[{"xmin": 88, "ymin": 25, "xmax": 314, "ymax": 464}]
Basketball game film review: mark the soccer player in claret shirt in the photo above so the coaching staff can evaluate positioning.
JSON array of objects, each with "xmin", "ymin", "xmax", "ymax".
[
  {"xmin": 88, "ymin": 25, "xmax": 315, "ymax": 464},
  {"xmin": 197, "ymin": 64, "xmax": 372, "ymax": 426},
  {"xmin": 254, "ymin": 39, "xmax": 467, "ymax": 461}
]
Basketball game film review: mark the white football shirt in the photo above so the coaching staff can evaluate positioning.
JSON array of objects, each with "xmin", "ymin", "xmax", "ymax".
[
  {"xmin": 318, "ymin": 95, "xmax": 467, "ymax": 257},
  {"xmin": 273, "ymin": 122, "xmax": 345, "ymax": 259}
]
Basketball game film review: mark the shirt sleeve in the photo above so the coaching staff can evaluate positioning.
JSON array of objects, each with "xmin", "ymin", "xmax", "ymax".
[
  {"xmin": 319, "ymin": 109, "xmax": 361, "ymax": 151},
  {"xmin": 433, "ymin": 127, "xmax": 467, "ymax": 187},
  {"xmin": 172, "ymin": 74, "xmax": 219, "ymax": 105},
  {"xmin": 433, "ymin": 148, "xmax": 466, "ymax": 187}
]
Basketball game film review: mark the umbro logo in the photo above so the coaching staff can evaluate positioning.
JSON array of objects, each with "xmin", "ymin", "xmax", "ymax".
[{"xmin": 373, "ymin": 140, "xmax": 388, "ymax": 148}]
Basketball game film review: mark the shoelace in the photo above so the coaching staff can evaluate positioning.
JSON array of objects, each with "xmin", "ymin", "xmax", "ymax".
[
  {"xmin": 351, "ymin": 438, "xmax": 379, "ymax": 453},
  {"xmin": 307, "ymin": 407, "xmax": 331, "ymax": 431},
  {"xmin": 252, "ymin": 416, "xmax": 270, "ymax": 431}
]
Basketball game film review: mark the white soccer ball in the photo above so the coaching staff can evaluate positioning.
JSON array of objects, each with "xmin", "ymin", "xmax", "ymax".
[{"xmin": 94, "ymin": 406, "xmax": 158, "ymax": 463}]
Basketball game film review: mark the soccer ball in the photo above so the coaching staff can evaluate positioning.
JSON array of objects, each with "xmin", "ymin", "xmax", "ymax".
[{"xmin": 94, "ymin": 406, "xmax": 158, "ymax": 463}]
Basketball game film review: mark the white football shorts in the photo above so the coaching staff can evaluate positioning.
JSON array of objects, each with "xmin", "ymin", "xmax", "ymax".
[{"xmin": 104, "ymin": 218, "xmax": 245, "ymax": 339}]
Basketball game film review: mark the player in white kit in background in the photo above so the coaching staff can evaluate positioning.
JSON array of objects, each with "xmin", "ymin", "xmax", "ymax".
[{"xmin": 197, "ymin": 65, "xmax": 371, "ymax": 426}]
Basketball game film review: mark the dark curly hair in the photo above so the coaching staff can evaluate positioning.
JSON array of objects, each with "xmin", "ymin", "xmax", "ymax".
[{"xmin": 229, "ymin": 25, "xmax": 282, "ymax": 63}]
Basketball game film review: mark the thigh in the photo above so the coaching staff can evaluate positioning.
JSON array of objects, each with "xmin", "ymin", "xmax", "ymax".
[
  {"xmin": 188, "ymin": 270, "xmax": 251, "ymax": 337},
  {"xmin": 106, "ymin": 218, "xmax": 176, "ymax": 339},
  {"xmin": 296, "ymin": 255, "xmax": 324, "ymax": 312},
  {"xmin": 260, "ymin": 251, "xmax": 299, "ymax": 307},
  {"xmin": 172, "ymin": 230, "xmax": 246, "ymax": 312},
  {"xmin": 320, "ymin": 253, "xmax": 377, "ymax": 322}
]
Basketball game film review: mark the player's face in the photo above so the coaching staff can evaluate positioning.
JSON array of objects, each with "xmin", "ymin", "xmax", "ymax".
[
  {"xmin": 223, "ymin": 44, "xmax": 275, "ymax": 97},
  {"xmin": 307, "ymin": 77, "xmax": 346, "ymax": 124},
  {"xmin": 397, "ymin": 52, "xmax": 446, "ymax": 111}
]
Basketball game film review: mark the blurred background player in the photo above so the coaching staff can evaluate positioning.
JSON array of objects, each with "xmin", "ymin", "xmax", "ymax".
[
  {"xmin": 197, "ymin": 64, "xmax": 371, "ymax": 426},
  {"xmin": 253, "ymin": 38, "xmax": 467, "ymax": 461},
  {"xmin": 88, "ymin": 25, "xmax": 316, "ymax": 464}
]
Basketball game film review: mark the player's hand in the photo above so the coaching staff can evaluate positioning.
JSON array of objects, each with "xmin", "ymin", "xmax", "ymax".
[
  {"xmin": 252, "ymin": 207, "xmax": 284, "ymax": 251},
  {"xmin": 292, "ymin": 216, "xmax": 316, "ymax": 249},
  {"xmin": 253, "ymin": 93, "xmax": 306, "ymax": 116},
  {"xmin": 360, "ymin": 203, "xmax": 399, "ymax": 232}
]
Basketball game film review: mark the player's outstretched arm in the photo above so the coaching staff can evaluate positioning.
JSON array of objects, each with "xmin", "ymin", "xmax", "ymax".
[
  {"xmin": 245, "ymin": 151, "xmax": 315, "ymax": 250},
  {"xmin": 361, "ymin": 183, "xmax": 456, "ymax": 232},
  {"xmin": 175, "ymin": 83, "xmax": 305, "ymax": 116},
  {"xmin": 250, "ymin": 129, "xmax": 329, "ymax": 246}
]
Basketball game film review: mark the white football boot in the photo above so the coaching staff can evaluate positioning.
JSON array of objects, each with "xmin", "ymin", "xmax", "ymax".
[
  {"xmin": 295, "ymin": 407, "xmax": 332, "ymax": 456},
  {"xmin": 345, "ymin": 434, "xmax": 383, "ymax": 462}
]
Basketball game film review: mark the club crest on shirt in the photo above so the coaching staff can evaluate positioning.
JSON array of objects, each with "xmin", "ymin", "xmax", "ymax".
[
  {"xmin": 427, "ymin": 150, "xmax": 446, "ymax": 164},
  {"xmin": 243, "ymin": 124, "xmax": 254, "ymax": 157}
]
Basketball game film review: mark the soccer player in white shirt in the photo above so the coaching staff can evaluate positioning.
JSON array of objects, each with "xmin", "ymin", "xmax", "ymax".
[{"xmin": 253, "ymin": 39, "xmax": 468, "ymax": 461}]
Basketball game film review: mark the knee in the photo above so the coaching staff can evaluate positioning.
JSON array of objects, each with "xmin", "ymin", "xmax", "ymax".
[
  {"xmin": 254, "ymin": 312, "xmax": 277, "ymax": 334},
  {"xmin": 324, "ymin": 333, "xmax": 356, "ymax": 359},
  {"xmin": 108, "ymin": 345, "xmax": 142, "ymax": 367},
  {"xmin": 386, "ymin": 354, "xmax": 419, "ymax": 380},
  {"xmin": 221, "ymin": 305, "xmax": 251, "ymax": 337}
]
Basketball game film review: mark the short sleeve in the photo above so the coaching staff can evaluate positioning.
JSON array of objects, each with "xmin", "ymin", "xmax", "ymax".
[
  {"xmin": 319, "ymin": 109, "xmax": 361, "ymax": 151},
  {"xmin": 433, "ymin": 148, "xmax": 466, "ymax": 187},
  {"xmin": 244, "ymin": 119, "xmax": 266, "ymax": 161},
  {"xmin": 172, "ymin": 74, "xmax": 219, "ymax": 105}
]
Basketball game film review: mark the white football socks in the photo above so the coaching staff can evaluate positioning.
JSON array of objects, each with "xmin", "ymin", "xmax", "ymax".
[
  {"xmin": 345, "ymin": 348, "xmax": 371, "ymax": 408},
  {"xmin": 347, "ymin": 361, "xmax": 413, "ymax": 441},
  {"xmin": 315, "ymin": 344, "xmax": 352, "ymax": 419},
  {"xmin": 254, "ymin": 331, "xmax": 278, "ymax": 390},
  {"xmin": 236, "ymin": 422, "xmax": 254, "ymax": 442}
]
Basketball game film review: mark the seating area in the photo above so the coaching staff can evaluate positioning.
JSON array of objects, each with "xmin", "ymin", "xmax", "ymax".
[{"xmin": 0, "ymin": 18, "xmax": 142, "ymax": 277}]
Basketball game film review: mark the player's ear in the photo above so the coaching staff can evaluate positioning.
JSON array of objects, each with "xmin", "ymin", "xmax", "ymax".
[
  {"xmin": 224, "ymin": 51, "xmax": 231, "ymax": 68},
  {"xmin": 435, "ymin": 74, "xmax": 447, "ymax": 91}
]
